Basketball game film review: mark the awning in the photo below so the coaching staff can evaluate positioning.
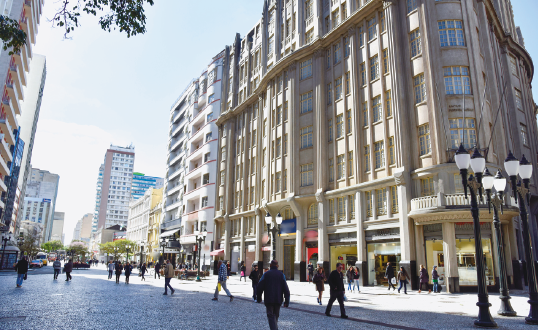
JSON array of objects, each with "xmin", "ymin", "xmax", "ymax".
[
  {"xmin": 210, "ymin": 249, "xmax": 224, "ymax": 256},
  {"xmin": 159, "ymin": 229, "xmax": 180, "ymax": 238},
  {"xmin": 262, "ymin": 246, "xmax": 272, "ymax": 251}
]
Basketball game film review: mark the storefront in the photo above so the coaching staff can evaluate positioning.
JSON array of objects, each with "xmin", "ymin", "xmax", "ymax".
[
  {"xmin": 305, "ymin": 241, "xmax": 318, "ymax": 266},
  {"xmin": 365, "ymin": 228, "xmax": 401, "ymax": 286},
  {"xmin": 283, "ymin": 239, "xmax": 295, "ymax": 280},
  {"xmin": 329, "ymin": 232, "xmax": 358, "ymax": 272},
  {"xmin": 231, "ymin": 243, "xmax": 240, "ymax": 273},
  {"xmin": 424, "ymin": 224, "xmax": 445, "ymax": 285},
  {"xmin": 455, "ymin": 223, "xmax": 495, "ymax": 286}
]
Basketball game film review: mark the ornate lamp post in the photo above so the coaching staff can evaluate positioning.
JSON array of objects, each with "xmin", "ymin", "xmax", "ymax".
[
  {"xmin": 455, "ymin": 144, "xmax": 497, "ymax": 328},
  {"xmin": 483, "ymin": 168, "xmax": 517, "ymax": 316},
  {"xmin": 0, "ymin": 233, "xmax": 12, "ymax": 270},
  {"xmin": 195, "ymin": 230, "xmax": 207, "ymax": 282},
  {"xmin": 125, "ymin": 244, "xmax": 131, "ymax": 262},
  {"xmin": 504, "ymin": 152, "xmax": 538, "ymax": 324},
  {"xmin": 265, "ymin": 212, "xmax": 283, "ymax": 261},
  {"xmin": 160, "ymin": 237, "xmax": 168, "ymax": 261}
]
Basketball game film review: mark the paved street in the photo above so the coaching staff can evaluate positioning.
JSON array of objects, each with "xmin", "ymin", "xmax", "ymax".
[{"xmin": 0, "ymin": 264, "xmax": 534, "ymax": 329}]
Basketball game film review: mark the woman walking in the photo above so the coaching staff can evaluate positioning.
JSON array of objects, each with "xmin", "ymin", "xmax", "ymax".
[
  {"xmin": 397, "ymin": 266, "xmax": 409, "ymax": 294},
  {"xmin": 64, "ymin": 259, "xmax": 73, "ymax": 282},
  {"xmin": 115, "ymin": 261, "xmax": 123, "ymax": 284},
  {"xmin": 240, "ymin": 262, "xmax": 247, "ymax": 282},
  {"xmin": 313, "ymin": 267, "xmax": 326, "ymax": 305},
  {"xmin": 432, "ymin": 265, "xmax": 440, "ymax": 293},
  {"xmin": 140, "ymin": 263, "xmax": 147, "ymax": 281},
  {"xmin": 248, "ymin": 264, "xmax": 260, "ymax": 301},
  {"xmin": 353, "ymin": 267, "xmax": 361, "ymax": 293},
  {"xmin": 346, "ymin": 266, "xmax": 354, "ymax": 292},
  {"xmin": 418, "ymin": 264, "xmax": 431, "ymax": 293},
  {"xmin": 124, "ymin": 262, "xmax": 133, "ymax": 284}
]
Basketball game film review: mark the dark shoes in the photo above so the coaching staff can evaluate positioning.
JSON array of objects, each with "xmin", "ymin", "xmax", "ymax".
[
  {"xmin": 325, "ymin": 312, "xmax": 331, "ymax": 317},
  {"xmin": 171, "ymin": 289, "xmax": 175, "ymax": 295},
  {"xmin": 341, "ymin": 315, "xmax": 349, "ymax": 319},
  {"xmin": 211, "ymin": 298, "xmax": 218, "ymax": 301},
  {"xmin": 230, "ymin": 296, "xmax": 234, "ymax": 302},
  {"xmin": 163, "ymin": 292, "xmax": 167, "ymax": 295}
]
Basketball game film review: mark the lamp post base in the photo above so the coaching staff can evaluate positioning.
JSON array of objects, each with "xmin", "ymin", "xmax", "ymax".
[
  {"xmin": 475, "ymin": 298, "xmax": 497, "ymax": 328},
  {"xmin": 524, "ymin": 296, "xmax": 538, "ymax": 324},
  {"xmin": 497, "ymin": 295, "xmax": 517, "ymax": 316}
]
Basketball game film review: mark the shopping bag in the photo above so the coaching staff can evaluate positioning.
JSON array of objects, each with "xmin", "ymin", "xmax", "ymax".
[
  {"xmin": 391, "ymin": 277, "xmax": 396, "ymax": 285},
  {"xmin": 218, "ymin": 283, "xmax": 222, "ymax": 292}
]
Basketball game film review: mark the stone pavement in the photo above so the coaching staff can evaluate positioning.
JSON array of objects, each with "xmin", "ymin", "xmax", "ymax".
[{"xmin": 0, "ymin": 264, "xmax": 533, "ymax": 329}]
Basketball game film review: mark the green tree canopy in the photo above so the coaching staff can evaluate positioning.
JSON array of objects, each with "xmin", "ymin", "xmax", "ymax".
[
  {"xmin": 99, "ymin": 240, "xmax": 138, "ymax": 261},
  {"xmin": 41, "ymin": 240, "xmax": 64, "ymax": 253},
  {"xmin": 68, "ymin": 240, "xmax": 89, "ymax": 261},
  {"xmin": 19, "ymin": 232, "xmax": 41, "ymax": 260}
]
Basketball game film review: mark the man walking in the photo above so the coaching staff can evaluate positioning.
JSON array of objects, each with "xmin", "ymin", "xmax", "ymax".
[
  {"xmin": 53, "ymin": 259, "xmax": 62, "ymax": 280},
  {"xmin": 249, "ymin": 264, "xmax": 261, "ymax": 301},
  {"xmin": 212, "ymin": 260, "xmax": 234, "ymax": 301},
  {"xmin": 163, "ymin": 259, "xmax": 175, "ymax": 295},
  {"xmin": 308, "ymin": 262, "xmax": 314, "ymax": 283},
  {"xmin": 64, "ymin": 259, "xmax": 73, "ymax": 281},
  {"xmin": 154, "ymin": 261, "xmax": 161, "ymax": 279},
  {"xmin": 14, "ymin": 256, "xmax": 28, "ymax": 288},
  {"xmin": 107, "ymin": 260, "xmax": 114, "ymax": 280},
  {"xmin": 325, "ymin": 262, "xmax": 348, "ymax": 319},
  {"xmin": 385, "ymin": 262, "xmax": 396, "ymax": 291},
  {"xmin": 257, "ymin": 260, "xmax": 290, "ymax": 330}
]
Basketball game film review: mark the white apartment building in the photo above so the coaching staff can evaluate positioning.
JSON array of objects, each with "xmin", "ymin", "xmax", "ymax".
[
  {"xmin": 127, "ymin": 187, "xmax": 162, "ymax": 263},
  {"xmin": 162, "ymin": 50, "xmax": 225, "ymax": 266},
  {"xmin": 91, "ymin": 165, "xmax": 104, "ymax": 233}
]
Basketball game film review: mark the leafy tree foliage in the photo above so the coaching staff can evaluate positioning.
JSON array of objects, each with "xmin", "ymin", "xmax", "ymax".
[
  {"xmin": 99, "ymin": 239, "xmax": 138, "ymax": 261},
  {"xmin": 68, "ymin": 240, "xmax": 89, "ymax": 261},
  {"xmin": 0, "ymin": 15, "xmax": 26, "ymax": 55},
  {"xmin": 19, "ymin": 232, "xmax": 41, "ymax": 260},
  {"xmin": 41, "ymin": 240, "xmax": 64, "ymax": 253}
]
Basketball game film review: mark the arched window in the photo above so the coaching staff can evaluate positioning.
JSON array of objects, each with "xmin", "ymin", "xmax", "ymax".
[
  {"xmin": 282, "ymin": 208, "xmax": 295, "ymax": 220},
  {"xmin": 308, "ymin": 203, "xmax": 318, "ymax": 226}
]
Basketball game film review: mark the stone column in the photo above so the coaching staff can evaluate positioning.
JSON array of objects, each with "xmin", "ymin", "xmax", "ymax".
[
  {"xmin": 394, "ymin": 169, "xmax": 416, "ymax": 288},
  {"xmin": 442, "ymin": 222, "xmax": 459, "ymax": 293},
  {"xmin": 316, "ymin": 191, "xmax": 329, "ymax": 275},
  {"xmin": 223, "ymin": 214, "xmax": 231, "ymax": 261},
  {"xmin": 239, "ymin": 216, "xmax": 245, "ymax": 271},
  {"xmin": 414, "ymin": 224, "xmax": 426, "ymax": 291},
  {"xmin": 355, "ymin": 191, "xmax": 367, "ymax": 286},
  {"xmin": 254, "ymin": 208, "xmax": 264, "ymax": 276},
  {"xmin": 289, "ymin": 196, "xmax": 305, "ymax": 281}
]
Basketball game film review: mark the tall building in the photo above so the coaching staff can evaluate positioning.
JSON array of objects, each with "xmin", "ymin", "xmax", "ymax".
[
  {"xmin": 212, "ymin": 0, "xmax": 537, "ymax": 292},
  {"xmin": 50, "ymin": 212, "xmax": 64, "ymax": 243},
  {"xmin": 93, "ymin": 145, "xmax": 135, "ymax": 232},
  {"xmin": 73, "ymin": 213, "xmax": 92, "ymax": 244},
  {"xmin": 162, "ymin": 50, "xmax": 225, "ymax": 266},
  {"xmin": 0, "ymin": 0, "xmax": 45, "ymax": 236},
  {"xmin": 131, "ymin": 172, "xmax": 163, "ymax": 200},
  {"xmin": 21, "ymin": 168, "xmax": 59, "ymax": 243}
]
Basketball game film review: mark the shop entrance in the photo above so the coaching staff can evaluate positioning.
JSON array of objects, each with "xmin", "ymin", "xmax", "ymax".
[
  {"xmin": 283, "ymin": 244, "xmax": 295, "ymax": 280},
  {"xmin": 329, "ymin": 245, "xmax": 357, "ymax": 272},
  {"xmin": 367, "ymin": 242, "xmax": 401, "ymax": 286}
]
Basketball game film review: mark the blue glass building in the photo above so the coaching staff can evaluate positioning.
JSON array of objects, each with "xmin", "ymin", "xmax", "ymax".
[{"xmin": 131, "ymin": 173, "xmax": 163, "ymax": 200}]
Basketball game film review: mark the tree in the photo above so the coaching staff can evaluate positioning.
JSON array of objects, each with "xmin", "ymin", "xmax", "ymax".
[
  {"xmin": 41, "ymin": 240, "xmax": 64, "ymax": 253},
  {"xmin": 0, "ymin": 15, "xmax": 26, "ymax": 55},
  {"xmin": 68, "ymin": 241, "xmax": 89, "ymax": 262},
  {"xmin": 20, "ymin": 232, "xmax": 41, "ymax": 260},
  {"xmin": 99, "ymin": 241, "xmax": 120, "ymax": 261}
]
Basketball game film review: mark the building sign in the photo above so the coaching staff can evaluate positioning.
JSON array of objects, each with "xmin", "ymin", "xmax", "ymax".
[
  {"xmin": 113, "ymin": 231, "xmax": 126, "ymax": 241},
  {"xmin": 280, "ymin": 218, "xmax": 296, "ymax": 234},
  {"xmin": 42, "ymin": 199, "xmax": 51, "ymax": 203}
]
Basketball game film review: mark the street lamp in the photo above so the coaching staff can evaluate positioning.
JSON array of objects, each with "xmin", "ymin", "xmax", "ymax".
[
  {"xmin": 504, "ymin": 151, "xmax": 538, "ymax": 324},
  {"xmin": 265, "ymin": 212, "xmax": 283, "ymax": 261},
  {"xmin": 455, "ymin": 145, "xmax": 496, "ymax": 328},
  {"xmin": 139, "ymin": 242, "xmax": 144, "ymax": 265},
  {"xmin": 483, "ymin": 168, "xmax": 516, "ymax": 316},
  {"xmin": 125, "ymin": 244, "xmax": 131, "ymax": 261},
  {"xmin": 194, "ymin": 230, "xmax": 207, "ymax": 282},
  {"xmin": 0, "ymin": 233, "xmax": 12, "ymax": 270},
  {"xmin": 160, "ymin": 237, "xmax": 168, "ymax": 260}
]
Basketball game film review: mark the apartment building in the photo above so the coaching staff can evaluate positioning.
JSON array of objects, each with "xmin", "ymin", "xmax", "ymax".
[
  {"xmin": 131, "ymin": 172, "xmax": 163, "ymax": 200},
  {"xmin": 162, "ymin": 51, "xmax": 225, "ymax": 266},
  {"xmin": 213, "ymin": 0, "xmax": 537, "ymax": 292},
  {"xmin": 50, "ymin": 212, "xmax": 64, "ymax": 243}
]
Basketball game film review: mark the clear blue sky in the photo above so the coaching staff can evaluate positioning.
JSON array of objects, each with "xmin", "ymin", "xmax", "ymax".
[{"xmin": 30, "ymin": 1, "xmax": 538, "ymax": 244}]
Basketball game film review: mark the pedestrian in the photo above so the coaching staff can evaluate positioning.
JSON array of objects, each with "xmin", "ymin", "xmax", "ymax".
[
  {"xmin": 256, "ymin": 260, "xmax": 290, "ymax": 330},
  {"xmin": 107, "ymin": 261, "xmax": 114, "ymax": 280},
  {"xmin": 140, "ymin": 263, "xmax": 147, "ymax": 281},
  {"xmin": 385, "ymin": 262, "xmax": 396, "ymax": 291},
  {"xmin": 53, "ymin": 259, "xmax": 62, "ymax": 280},
  {"xmin": 212, "ymin": 260, "xmax": 234, "ymax": 302},
  {"xmin": 124, "ymin": 262, "xmax": 133, "ymax": 284},
  {"xmin": 397, "ymin": 266, "xmax": 409, "ymax": 294},
  {"xmin": 249, "ymin": 264, "xmax": 261, "ymax": 301},
  {"xmin": 307, "ymin": 262, "xmax": 314, "ymax": 283},
  {"xmin": 346, "ymin": 266, "xmax": 354, "ymax": 292},
  {"xmin": 313, "ymin": 266, "xmax": 326, "ymax": 305},
  {"xmin": 226, "ymin": 261, "xmax": 231, "ymax": 279},
  {"xmin": 432, "ymin": 265, "xmax": 440, "ymax": 293},
  {"xmin": 325, "ymin": 263, "xmax": 348, "ymax": 319},
  {"xmin": 64, "ymin": 259, "xmax": 73, "ymax": 281},
  {"xmin": 353, "ymin": 267, "xmax": 361, "ymax": 293},
  {"xmin": 163, "ymin": 259, "xmax": 175, "ymax": 295},
  {"xmin": 14, "ymin": 256, "xmax": 28, "ymax": 288},
  {"xmin": 240, "ymin": 261, "xmax": 247, "ymax": 282},
  {"xmin": 154, "ymin": 262, "xmax": 161, "ymax": 279},
  {"xmin": 418, "ymin": 264, "xmax": 431, "ymax": 293},
  {"xmin": 115, "ymin": 261, "xmax": 123, "ymax": 284}
]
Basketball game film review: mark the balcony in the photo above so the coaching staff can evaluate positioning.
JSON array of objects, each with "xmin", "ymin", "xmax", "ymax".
[
  {"xmin": 0, "ymin": 134, "xmax": 13, "ymax": 164},
  {"xmin": 5, "ymin": 77, "xmax": 21, "ymax": 114},
  {"xmin": 169, "ymin": 151, "xmax": 183, "ymax": 166},
  {"xmin": 9, "ymin": 62, "xmax": 25, "ymax": 98},
  {"xmin": 167, "ymin": 183, "xmax": 183, "ymax": 196},
  {"xmin": 168, "ymin": 167, "xmax": 182, "ymax": 181},
  {"xmin": 24, "ymin": 0, "xmax": 36, "ymax": 45},
  {"xmin": 0, "ymin": 116, "xmax": 15, "ymax": 145},
  {"xmin": 0, "ymin": 155, "xmax": 9, "ymax": 176},
  {"xmin": 165, "ymin": 199, "xmax": 182, "ymax": 212},
  {"xmin": 2, "ymin": 95, "xmax": 18, "ymax": 128}
]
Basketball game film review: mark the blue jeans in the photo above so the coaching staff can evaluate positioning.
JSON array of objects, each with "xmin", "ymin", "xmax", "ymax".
[
  {"xmin": 398, "ymin": 280, "xmax": 407, "ymax": 293},
  {"xmin": 16, "ymin": 273, "xmax": 24, "ymax": 286},
  {"xmin": 347, "ymin": 281, "xmax": 352, "ymax": 291},
  {"xmin": 433, "ymin": 281, "xmax": 439, "ymax": 292},
  {"xmin": 252, "ymin": 283, "xmax": 258, "ymax": 300},
  {"xmin": 354, "ymin": 279, "xmax": 360, "ymax": 291}
]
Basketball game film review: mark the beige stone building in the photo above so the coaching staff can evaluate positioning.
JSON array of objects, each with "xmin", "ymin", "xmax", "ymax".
[{"xmin": 213, "ymin": 0, "xmax": 537, "ymax": 292}]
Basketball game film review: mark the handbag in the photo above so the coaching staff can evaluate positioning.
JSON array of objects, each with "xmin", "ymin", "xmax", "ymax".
[
  {"xmin": 391, "ymin": 277, "xmax": 396, "ymax": 285},
  {"xmin": 241, "ymin": 271, "xmax": 244, "ymax": 277},
  {"xmin": 218, "ymin": 283, "xmax": 222, "ymax": 292}
]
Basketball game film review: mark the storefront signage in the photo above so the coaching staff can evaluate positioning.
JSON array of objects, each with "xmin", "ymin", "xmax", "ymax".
[
  {"xmin": 280, "ymin": 219, "xmax": 296, "ymax": 234},
  {"xmin": 163, "ymin": 248, "xmax": 179, "ymax": 254},
  {"xmin": 365, "ymin": 228, "xmax": 400, "ymax": 241}
]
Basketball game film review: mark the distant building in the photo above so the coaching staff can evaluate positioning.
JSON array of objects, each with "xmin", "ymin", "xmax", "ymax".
[
  {"xmin": 131, "ymin": 172, "xmax": 163, "ymax": 200},
  {"xmin": 50, "ymin": 212, "xmax": 64, "ymax": 243}
]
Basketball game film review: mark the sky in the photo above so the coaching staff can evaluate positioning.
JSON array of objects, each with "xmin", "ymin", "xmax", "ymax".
[{"xmin": 30, "ymin": 1, "xmax": 538, "ymax": 245}]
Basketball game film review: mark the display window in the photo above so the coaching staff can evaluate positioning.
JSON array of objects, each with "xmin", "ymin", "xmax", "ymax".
[
  {"xmin": 367, "ymin": 242, "xmax": 401, "ymax": 286},
  {"xmin": 456, "ymin": 238, "xmax": 495, "ymax": 286}
]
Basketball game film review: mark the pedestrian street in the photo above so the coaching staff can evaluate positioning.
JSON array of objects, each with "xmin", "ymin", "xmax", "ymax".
[{"xmin": 0, "ymin": 264, "xmax": 534, "ymax": 329}]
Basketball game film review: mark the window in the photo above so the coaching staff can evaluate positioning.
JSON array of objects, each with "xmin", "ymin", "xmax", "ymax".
[
  {"xmin": 205, "ymin": 132, "xmax": 213, "ymax": 143},
  {"xmin": 407, "ymin": 0, "xmax": 418, "ymax": 13},
  {"xmin": 335, "ymin": 77, "xmax": 343, "ymax": 100},
  {"xmin": 347, "ymin": 151, "xmax": 354, "ymax": 177},
  {"xmin": 364, "ymin": 145, "xmax": 370, "ymax": 172},
  {"xmin": 271, "ymin": 141, "xmax": 275, "ymax": 159},
  {"xmin": 372, "ymin": 95, "xmax": 382, "ymax": 122},
  {"xmin": 276, "ymin": 105, "xmax": 282, "ymax": 125},
  {"xmin": 336, "ymin": 114, "xmax": 344, "ymax": 138},
  {"xmin": 220, "ymin": 171, "xmax": 225, "ymax": 186},
  {"xmin": 410, "ymin": 29, "xmax": 421, "ymax": 57},
  {"xmin": 391, "ymin": 186, "xmax": 399, "ymax": 214},
  {"xmin": 421, "ymin": 177, "xmax": 434, "ymax": 197},
  {"xmin": 349, "ymin": 194, "xmax": 356, "ymax": 219},
  {"xmin": 305, "ymin": 28, "xmax": 314, "ymax": 44},
  {"xmin": 346, "ymin": 110, "xmax": 352, "ymax": 132},
  {"xmin": 382, "ymin": 49, "xmax": 388, "ymax": 74},
  {"xmin": 359, "ymin": 26, "xmax": 364, "ymax": 47},
  {"xmin": 334, "ymin": 42, "xmax": 342, "ymax": 64},
  {"xmin": 360, "ymin": 62, "xmax": 366, "ymax": 86},
  {"xmin": 515, "ymin": 89, "xmax": 523, "ymax": 109},
  {"xmin": 308, "ymin": 203, "xmax": 318, "ymax": 226},
  {"xmin": 263, "ymin": 119, "xmax": 267, "ymax": 137},
  {"xmin": 325, "ymin": 16, "xmax": 330, "ymax": 33},
  {"xmin": 342, "ymin": 3, "xmax": 347, "ymax": 19},
  {"xmin": 418, "ymin": 124, "xmax": 431, "ymax": 156},
  {"xmin": 207, "ymin": 112, "xmax": 214, "ymax": 122},
  {"xmin": 221, "ymin": 146, "xmax": 226, "ymax": 161},
  {"xmin": 203, "ymin": 173, "xmax": 210, "ymax": 185},
  {"xmin": 327, "ymin": 83, "xmax": 332, "ymax": 103},
  {"xmin": 337, "ymin": 154, "xmax": 345, "ymax": 180},
  {"xmin": 208, "ymin": 69, "xmax": 216, "ymax": 85},
  {"xmin": 365, "ymin": 191, "xmax": 372, "ymax": 217},
  {"xmin": 328, "ymin": 119, "xmax": 333, "ymax": 142},
  {"xmin": 305, "ymin": 0, "xmax": 313, "ymax": 18},
  {"xmin": 268, "ymin": 35, "xmax": 274, "ymax": 55},
  {"xmin": 374, "ymin": 141, "xmax": 385, "ymax": 169},
  {"xmin": 329, "ymin": 199, "xmax": 335, "ymax": 224},
  {"xmin": 345, "ymin": 72, "xmax": 350, "ymax": 94},
  {"xmin": 261, "ymin": 180, "xmax": 265, "ymax": 198},
  {"xmin": 283, "ymin": 170, "xmax": 287, "ymax": 191},
  {"xmin": 344, "ymin": 37, "xmax": 350, "ymax": 57},
  {"xmin": 388, "ymin": 137, "xmax": 395, "ymax": 165},
  {"xmin": 300, "ymin": 163, "xmax": 314, "ymax": 186},
  {"xmin": 237, "ymin": 138, "xmax": 241, "ymax": 155},
  {"xmin": 219, "ymin": 196, "xmax": 224, "ymax": 211},
  {"xmin": 251, "ymin": 157, "xmax": 256, "ymax": 173},
  {"xmin": 332, "ymin": 9, "xmax": 340, "ymax": 28},
  {"xmin": 362, "ymin": 101, "xmax": 368, "ymax": 126},
  {"xmin": 204, "ymin": 152, "xmax": 210, "ymax": 163},
  {"xmin": 329, "ymin": 158, "xmax": 334, "ymax": 182},
  {"xmin": 455, "ymin": 173, "xmax": 464, "ymax": 194},
  {"xmin": 449, "ymin": 118, "xmax": 476, "ymax": 149},
  {"xmin": 376, "ymin": 188, "xmax": 387, "ymax": 215},
  {"xmin": 275, "ymin": 172, "xmax": 281, "ymax": 193},
  {"xmin": 520, "ymin": 124, "xmax": 529, "ymax": 145},
  {"xmin": 300, "ymin": 126, "xmax": 313, "ymax": 148},
  {"xmin": 338, "ymin": 197, "xmax": 346, "ymax": 222},
  {"xmin": 326, "ymin": 49, "xmax": 331, "ymax": 69},
  {"xmin": 300, "ymin": 91, "xmax": 313, "ymax": 113},
  {"xmin": 444, "ymin": 66, "xmax": 471, "ymax": 95},
  {"xmin": 300, "ymin": 58, "xmax": 313, "ymax": 80},
  {"xmin": 510, "ymin": 55, "xmax": 518, "ymax": 76},
  {"xmin": 283, "ymin": 134, "xmax": 288, "ymax": 155},
  {"xmin": 414, "ymin": 73, "xmax": 426, "ymax": 104},
  {"xmin": 283, "ymin": 101, "xmax": 288, "ymax": 121},
  {"xmin": 368, "ymin": 17, "xmax": 377, "ymax": 41},
  {"xmin": 201, "ymin": 196, "xmax": 209, "ymax": 207},
  {"xmin": 262, "ymin": 148, "xmax": 266, "ymax": 166},
  {"xmin": 438, "ymin": 20, "xmax": 465, "ymax": 47},
  {"xmin": 385, "ymin": 90, "xmax": 392, "ymax": 117},
  {"xmin": 251, "ymin": 130, "xmax": 257, "ymax": 147},
  {"xmin": 208, "ymin": 93, "xmax": 215, "ymax": 104},
  {"xmin": 370, "ymin": 55, "xmax": 379, "ymax": 81},
  {"xmin": 276, "ymin": 137, "xmax": 282, "ymax": 157}
]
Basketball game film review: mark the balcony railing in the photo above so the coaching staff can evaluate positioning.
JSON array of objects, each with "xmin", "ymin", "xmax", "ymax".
[
  {"xmin": 411, "ymin": 195, "xmax": 439, "ymax": 211},
  {"xmin": 411, "ymin": 193, "xmax": 490, "ymax": 211}
]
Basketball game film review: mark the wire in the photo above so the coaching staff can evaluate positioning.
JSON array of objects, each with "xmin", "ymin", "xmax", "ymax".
[
  {"xmin": 485, "ymin": 82, "xmax": 507, "ymax": 160},
  {"xmin": 476, "ymin": 75, "xmax": 489, "ymax": 148}
]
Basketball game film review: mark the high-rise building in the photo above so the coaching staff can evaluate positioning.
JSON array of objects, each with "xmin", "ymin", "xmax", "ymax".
[
  {"xmin": 212, "ymin": 0, "xmax": 538, "ymax": 292},
  {"xmin": 131, "ymin": 172, "xmax": 163, "ymax": 200},
  {"xmin": 93, "ymin": 145, "xmax": 135, "ymax": 232},
  {"xmin": 73, "ymin": 213, "xmax": 92, "ymax": 244},
  {"xmin": 50, "ymin": 212, "xmax": 64, "ymax": 244},
  {"xmin": 20, "ymin": 168, "xmax": 60, "ymax": 243},
  {"xmin": 162, "ymin": 50, "xmax": 225, "ymax": 266}
]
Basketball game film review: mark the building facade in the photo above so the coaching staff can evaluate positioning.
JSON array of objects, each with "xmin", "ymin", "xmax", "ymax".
[
  {"xmin": 50, "ymin": 212, "xmax": 64, "ymax": 243},
  {"xmin": 147, "ymin": 197, "xmax": 163, "ymax": 264},
  {"xmin": 213, "ymin": 0, "xmax": 537, "ymax": 292},
  {"xmin": 131, "ymin": 172, "xmax": 163, "ymax": 200}
]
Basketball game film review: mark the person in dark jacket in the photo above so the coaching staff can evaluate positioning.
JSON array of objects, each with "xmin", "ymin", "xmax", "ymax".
[
  {"xmin": 140, "ymin": 263, "xmax": 147, "ymax": 281},
  {"xmin": 154, "ymin": 262, "xmax": 161, "ymax": 279},
  {"xmin": 432, "ymin": 265, "xmax": 440, "ymax": 293},
  {"xmin": 313, "ymin": 267, "xmax": 326, "ymax": 305},
  {"xmin": 307, "ymin": 262, "xmax": 314, "ymax": 283},
  {"xmin": 226, "ymin": 261, "xmax": 231, "ymax": 278},
  {"xmin": 419, "ymin": 264, "xmax": 431, "ymax": 293},
  {"xmin": 353, "ymin": 267, "xmax": 361, "ymax": 293},
  {"xmin": 124, "ymin": 262, "xmax": 133, "ymax": 284},
  {"xmin": 385, "ymin": 262, "xmax": 396, "ymax": 291},
  {"xmin": 346, "ymin": 266, "xmax": 354, "ymax": 292},
  {"xmin": 64, "ymin": 259, "xmax": 73, "ymax": 282},
  {"xmin": 249, "ymin": 265, "xmax": 261, "ymax": 301},
  {"xmin": 115, "ymin": 261, "xmax": 123, "ymax": 284},
  {"xmin": 240, "ymin": 261, "xmax": 247, "ymax": 282},
  {"xmin": 14, "ymin": 256, "xmax": 29, "ymax": 287},
  {"xmin": 257, "ymin": 260, "xmax": 290, "ymax": 330},
  {"xmin": 325, "ymin": 263, "xmax": 348, "ymax": 319}
]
